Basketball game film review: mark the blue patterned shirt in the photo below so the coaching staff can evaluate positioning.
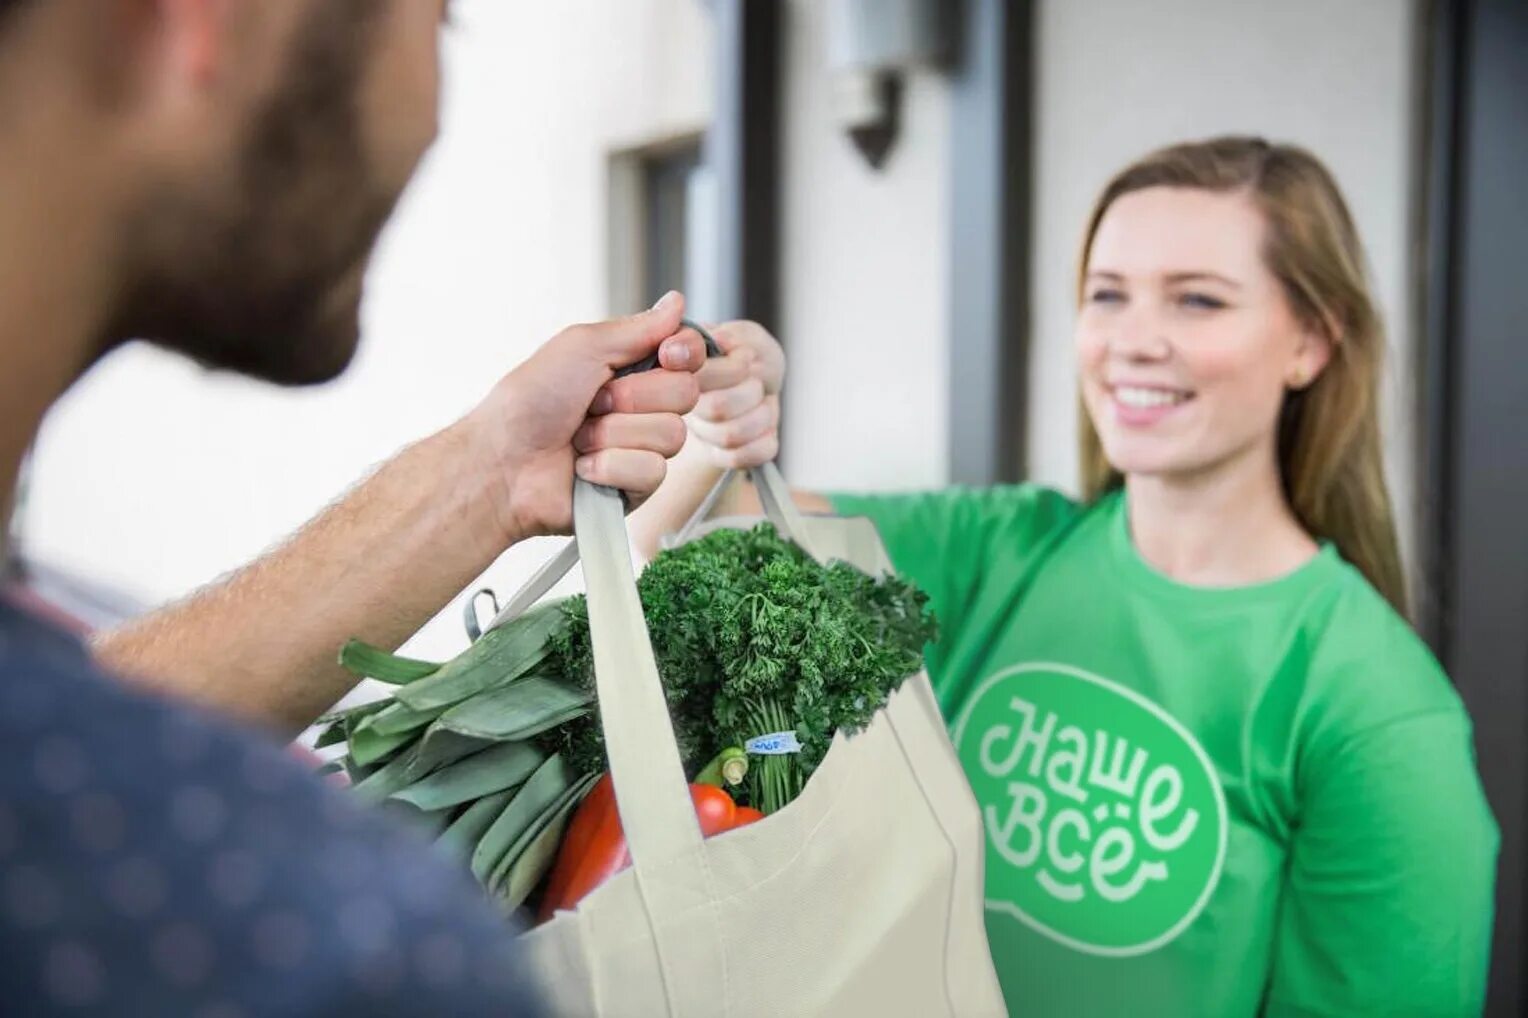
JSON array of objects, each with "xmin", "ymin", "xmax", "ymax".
[{"xmin": 0, "ymin": 597, "xmax": 543, "ymax": 1016}]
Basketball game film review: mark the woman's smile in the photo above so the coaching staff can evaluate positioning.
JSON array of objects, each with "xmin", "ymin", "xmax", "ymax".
[{"xmin": 1107, "ymin": 382, "xmax": 1197, "ymax": 427}]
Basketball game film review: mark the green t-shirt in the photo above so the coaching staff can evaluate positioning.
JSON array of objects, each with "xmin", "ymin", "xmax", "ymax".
[{"xmin": 829, "ymin": 485, "xmax": 1497, "ymax": 1017}]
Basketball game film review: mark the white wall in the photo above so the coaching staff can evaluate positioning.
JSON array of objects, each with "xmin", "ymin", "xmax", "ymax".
[
  {"xmin": 20, "ymin": 0, "xmax": 1426, "ymax": 662},
  {"xmin": 777, "ymin": 0, "xmax": 952, "ymax": 491},
  {"xmin": 1026, "ymin": 0, "xmax": 1422, "ymax": 562},
  {"xmin": 23, "ymin": 0, "xmax": 712, "ymax": 662}
]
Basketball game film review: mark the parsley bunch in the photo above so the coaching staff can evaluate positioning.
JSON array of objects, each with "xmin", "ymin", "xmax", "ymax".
[{"xmin": 548, "ymin": 523, "xmax": 936, "ymax": 813}]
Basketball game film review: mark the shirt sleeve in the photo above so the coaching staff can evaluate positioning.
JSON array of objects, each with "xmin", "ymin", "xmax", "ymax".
[
  {"xmin": 826, "ymin": 485, "xmax": 1078, "ymax": 675},
  {"xmin": 1264, "ymin": 709, "xmax": 1498, "ymax": 1017},
  {"xmin": 0, "ymin": 606, "xmax": 547, "ymax": 1018}
]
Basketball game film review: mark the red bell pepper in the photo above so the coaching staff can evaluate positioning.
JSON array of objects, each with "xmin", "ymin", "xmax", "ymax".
[{"xmin": 537, "ymin": 749, "xmax": 763, "ymax": 922}]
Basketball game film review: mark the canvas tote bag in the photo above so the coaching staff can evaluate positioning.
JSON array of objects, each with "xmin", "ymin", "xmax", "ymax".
[{"xmin": 502, "ymin": 463, "xmax": 1005, "ymax": 1017}]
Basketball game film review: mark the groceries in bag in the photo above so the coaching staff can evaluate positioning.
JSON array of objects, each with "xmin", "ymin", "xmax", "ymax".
[{"xmin": 314, "ymin": 522, "xmax": 936, "ymax": 916}]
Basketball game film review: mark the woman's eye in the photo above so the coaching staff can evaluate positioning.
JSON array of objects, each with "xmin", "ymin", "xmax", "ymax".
[
  {"xmin": 1087, "ymin": 289, "xmax": 1126, "ymax": 305},
  {"xmin": 1178, "ymin": 292, "xmax": 1226, "ymax": 310}
]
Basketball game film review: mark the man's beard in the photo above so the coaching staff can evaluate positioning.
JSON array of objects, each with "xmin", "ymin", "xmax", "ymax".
[{"xmin": 112, "ymin": 0, "xmax": 401, "ymax": 386}]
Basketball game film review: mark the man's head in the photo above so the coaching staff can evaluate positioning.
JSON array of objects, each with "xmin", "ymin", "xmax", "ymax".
[{"xmin": 2, "ymin": 0, "xmax": 449, "ymax": 384}]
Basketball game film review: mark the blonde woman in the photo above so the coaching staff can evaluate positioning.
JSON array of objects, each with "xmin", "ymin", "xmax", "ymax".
[{"xmin": 633, "ymin": 137, "xmax": 1498, "ymax": 1016}]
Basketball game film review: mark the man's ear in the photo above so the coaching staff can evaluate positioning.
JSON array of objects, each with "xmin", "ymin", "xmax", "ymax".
[
  {"xmin": 105, "ymin": 0, "xmax": 266, "ymax": 160},
  {"xmin": 138, "ymin": 0, "xmax": 227, "ymax": 98}
]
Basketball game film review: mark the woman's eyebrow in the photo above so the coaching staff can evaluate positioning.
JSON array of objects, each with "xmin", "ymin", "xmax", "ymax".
[
  {"xmin": 1084, "ymin": 269, "xmax": 1241, "ymax": 289},
  {"xmin": 1164, "ymin": 271, "xmax": 1242, "ymax": 288}
]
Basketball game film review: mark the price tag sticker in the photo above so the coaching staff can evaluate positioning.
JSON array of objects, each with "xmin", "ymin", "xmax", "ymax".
[{"xmin": 745, "ymin": 731, "xmax": 802, "ymax": 756}]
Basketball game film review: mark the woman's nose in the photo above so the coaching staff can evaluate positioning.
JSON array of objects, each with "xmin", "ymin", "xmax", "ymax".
[{"xmin": 1108, "ymin": 306, "xmax": 1172, "ymax": 361}]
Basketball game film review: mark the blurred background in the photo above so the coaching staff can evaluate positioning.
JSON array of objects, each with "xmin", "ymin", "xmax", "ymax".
[{"xmin": 4, "ymin": 0, "xmax": 1524, "ymax": 1011}]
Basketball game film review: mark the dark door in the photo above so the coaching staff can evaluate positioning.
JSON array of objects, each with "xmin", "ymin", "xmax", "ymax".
[{"xmin": 1420, "ymin": 0, "xmax": 1528, "ymax": 1013}]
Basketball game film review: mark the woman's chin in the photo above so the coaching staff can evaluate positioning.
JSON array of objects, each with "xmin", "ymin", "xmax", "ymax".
[
  {"xmin": 1099, "ymin": 438, "xmax": 1186, "ymax": 480},
  {"xmin": 1099, "ymin": 445, "xmax": 1215, "ymax": 484}
]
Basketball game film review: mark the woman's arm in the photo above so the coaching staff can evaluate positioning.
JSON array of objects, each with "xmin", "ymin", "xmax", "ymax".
[{"xmin": 1264, "ymin": 710, "xmax": 1497, "ymax": 1016}]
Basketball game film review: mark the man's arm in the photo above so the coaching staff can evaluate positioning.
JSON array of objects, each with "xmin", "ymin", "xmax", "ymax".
[
  {"xmin": 94, "ymin": 294, "xmax": 705, "ymax": 737},
  {"xmin": 94, "ymin": 419, "xmax": 506, "ymax": 736}
]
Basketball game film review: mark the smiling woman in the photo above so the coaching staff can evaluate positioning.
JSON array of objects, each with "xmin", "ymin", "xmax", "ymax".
[
  {"xmin": 1075, "ymin": 139, "xmax": 1406, "ymax": 614},
  {"xmin": 634, "ymin": 135, "xmax": 1499, "ymax": 1017}
]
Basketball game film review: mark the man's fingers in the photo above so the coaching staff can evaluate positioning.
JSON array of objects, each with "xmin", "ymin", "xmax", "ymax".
[
  {"xmin": 692, "ymin": 377, "xmax": 765, "ymax": 423},
  {"xmin": 567, "ymin": 290, "xmax": 689, "ymax": 371},
  {"xmin": 593, "ymin": 369, "xmax": 700, "ymax": 417},
  {"xmin": 686, "ymin": 397, "xmax": 777, "ymax": 450},
  {"xmin": 657, "ymin": 325, "xmax": 707, "ymax": 374},
  {"xmin": 574, "ymin": 413, "xmax": 688, "ymax": 458},
  {"xmin": 574, "ymin": 448, "xmax": 668, "ymax": 499}
]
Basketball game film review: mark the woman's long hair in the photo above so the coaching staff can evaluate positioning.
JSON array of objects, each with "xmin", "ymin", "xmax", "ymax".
[{"xmin": 1077, "ymin": 137, "xmax": 1407, "ymax": 616}]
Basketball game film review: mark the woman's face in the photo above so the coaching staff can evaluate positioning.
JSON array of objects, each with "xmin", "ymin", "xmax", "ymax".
[{"xmin": 1076, "ymin": 186, "xmax": 1329, "ymax": 485}]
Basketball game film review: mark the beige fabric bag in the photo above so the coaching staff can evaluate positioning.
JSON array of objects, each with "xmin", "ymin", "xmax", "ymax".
[{"xmin": 504, "ymin": 465, "xmax": 1006, "ymax": 1017}]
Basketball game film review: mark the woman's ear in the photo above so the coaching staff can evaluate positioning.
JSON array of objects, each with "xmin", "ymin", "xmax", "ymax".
[{"xmin": 1287, "ymin": 324, "xmax": 1335, "ymax": 391}]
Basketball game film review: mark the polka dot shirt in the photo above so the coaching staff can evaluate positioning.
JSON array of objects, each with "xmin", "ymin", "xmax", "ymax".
[{"xmin": 0, "ymin": 599, "xmax": 545, "ymax": 1016}]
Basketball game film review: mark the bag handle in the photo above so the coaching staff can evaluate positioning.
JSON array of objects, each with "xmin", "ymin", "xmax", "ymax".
[
  {"xmin": 486, "ymin": 462, "xmax": 817, "ymax": 866},
  {"xmin": 483, "ymin": 321, "xmax": 725, "ymax": 862},
  {"xmin": 489, "ymin": 460, "xmax": 817, "ymax": 851},
  {"xmin": 570, "ymin": 478, "xmax": 709, "ymax": 855},
  {"xmin": 486, "ymin": 496, "xmax": 710, "ymax": 849},
  {"xmin": 573, "ymin": 456, "xmax": 819, "ymax": 872},
  {"xmin": 670, "ymin": 463, "xmax": 822, "ymax": 563},
  {"xmin": 484, "ymin": 324, "xmax": 732, "ymax": 1013},
  {"xmin": 751, "ymin": 462, "xmax": 821, "ymax": 561},
  {"xmin": 478, "ymin": 317, "xmax": 729, "ymax": 634}
]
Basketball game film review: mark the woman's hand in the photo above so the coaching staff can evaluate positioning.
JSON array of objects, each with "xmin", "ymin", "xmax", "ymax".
[
  {"xmin": 626, "ymin": 320, "xmax": 813, "ymax": 562},
  {"xmin": 685, "ymin": 320, "xmax": 786, "ymax": 470}
]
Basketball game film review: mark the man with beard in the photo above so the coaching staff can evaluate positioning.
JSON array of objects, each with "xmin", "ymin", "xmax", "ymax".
[{"xmin": 0, "ymin": 1, "xmax": 745, "ymax": 1013}]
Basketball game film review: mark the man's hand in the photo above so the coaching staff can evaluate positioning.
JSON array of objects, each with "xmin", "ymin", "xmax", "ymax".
[
  {"xmin": 462, "ymin": 290, "xmax": 704, "ymax": 544},
  {"xmin": 94, "ymin": 293, "xmax": 707, "ymax": 735}
]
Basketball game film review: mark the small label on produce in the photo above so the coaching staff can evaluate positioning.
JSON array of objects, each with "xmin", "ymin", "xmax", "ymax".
[{"xmin": 745, "ymin": 731, "xmax": 802, "ymax": 755}]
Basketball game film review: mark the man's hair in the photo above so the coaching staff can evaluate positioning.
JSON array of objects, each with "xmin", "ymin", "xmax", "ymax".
[{"xmin": 0, "ymin": 0, "xmax": 30, "ymax": 40}]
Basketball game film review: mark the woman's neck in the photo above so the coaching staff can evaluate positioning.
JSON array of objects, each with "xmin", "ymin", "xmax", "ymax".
[{"xmin": 1123, "ymin": 444, "xmax": 1319, "ymax": 588}]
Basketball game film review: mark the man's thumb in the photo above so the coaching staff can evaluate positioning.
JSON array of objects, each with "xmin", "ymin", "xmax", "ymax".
[{"xmin": 591, "ymin": 290, "xmax": 687, "ymax": 369}]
